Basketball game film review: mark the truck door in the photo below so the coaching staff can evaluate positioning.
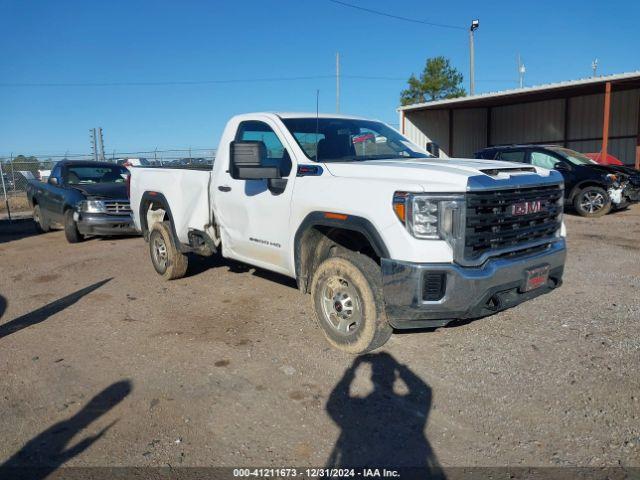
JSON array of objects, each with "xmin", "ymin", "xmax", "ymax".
[
  {"xmin": 41, "ymin": 164, "xmax": 65, "ymax": 223},
  {"xmin": 214, "ymin": 119, "xmax": 295, "ymax": 274}
]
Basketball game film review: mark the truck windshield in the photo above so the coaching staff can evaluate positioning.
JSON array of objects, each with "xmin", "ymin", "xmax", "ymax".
[
  {"xmin": 65, "ymin": 165, "xmax": 129, "ymax": 184},
  {"xmin": 281, "ymin": 118, "xmax": 431, "ymax": 163}
]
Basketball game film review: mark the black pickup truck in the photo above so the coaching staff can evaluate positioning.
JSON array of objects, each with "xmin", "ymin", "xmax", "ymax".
[{"xmin": 26, "ymin": 160, "xmax": 138, "ymax": 243}]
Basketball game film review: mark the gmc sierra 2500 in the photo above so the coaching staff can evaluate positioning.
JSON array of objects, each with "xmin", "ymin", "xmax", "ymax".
[{"xmin": 129, "ymin": 113, "xmax": 567, "ymax": 353}]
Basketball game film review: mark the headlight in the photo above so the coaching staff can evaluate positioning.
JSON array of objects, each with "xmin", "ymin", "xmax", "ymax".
[
  {"xmin": 79, "ymin": 200, "xmax": 107, "ymax": 213},
  {"xmin": 393, "ymin": 192, "xmax": 464, "ymax": 240}
]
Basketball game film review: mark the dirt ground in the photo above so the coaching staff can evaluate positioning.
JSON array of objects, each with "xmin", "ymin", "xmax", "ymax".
[{"xmin": 0, "ymin": 206, "xmax": 638, "ymax": 472}]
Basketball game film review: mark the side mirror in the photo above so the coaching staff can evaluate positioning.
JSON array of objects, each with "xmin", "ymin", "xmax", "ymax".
[
  {"xmin": 230, "ymin": 141, "xmax": 281, "ymax": 180},
  {"xmin": 554, "ymin": 162, "xmax": 571, "ymax": 171},
  {"xmin": 49, "ymin": 177, "xmax": 58, "ymax": 185},
  {"xmin": 426, "ymin": 141, "xmax": 440, "ymax": 157}
]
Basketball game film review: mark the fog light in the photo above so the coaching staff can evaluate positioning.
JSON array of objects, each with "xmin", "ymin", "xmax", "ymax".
[{"xmin": 423, "ymin": 272, "xmax": 446, "ymax": 301}]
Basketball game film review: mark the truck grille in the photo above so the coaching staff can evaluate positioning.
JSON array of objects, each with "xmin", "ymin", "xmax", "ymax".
[
  {"xmin": 103, "ymin": 200, "xmax": 132, "ymax": 215},
  {"xmin": 464, "ymin": 185, "xmax": 563, "ymax": 261}
]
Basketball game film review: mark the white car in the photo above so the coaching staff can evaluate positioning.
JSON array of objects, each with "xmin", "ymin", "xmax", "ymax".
[
  {"xmin": 118, "ymin": 158, "xmax": 149, "ymax": 168},
  {"xmin": 129, "ymin": 112, "xmax": 566, "ymax": 353},
  {"xmin": 38, "ymin": 169, "xmax": 51, "ymax": 182}
]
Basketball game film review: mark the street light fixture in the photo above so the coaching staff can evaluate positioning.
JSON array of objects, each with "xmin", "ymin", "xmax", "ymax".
[{"xmin": 469, "ymin": 19, "xmax": 479, "ymax": 95}]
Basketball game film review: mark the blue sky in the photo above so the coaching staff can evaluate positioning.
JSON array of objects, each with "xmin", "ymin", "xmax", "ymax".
[{"xmin": 1, "ymin": 0, "xmax": 638, "ymax": 156}]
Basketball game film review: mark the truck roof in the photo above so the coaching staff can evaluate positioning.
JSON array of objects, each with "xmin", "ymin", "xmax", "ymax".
[
  {"xmin": 55, "ymin": 160, "xmax": 123, "ymax": 168},
  {"xmin": 236, "ymin": 112, "xmax": 371, "ymax": 121}
]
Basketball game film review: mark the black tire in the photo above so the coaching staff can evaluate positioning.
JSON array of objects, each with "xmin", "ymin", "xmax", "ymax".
[
  {"xmin": 149, "ymin": 221, "xmax": 188, "ymax": 280},
  {"xmin": 311, "ymin": 250, "xmax": 392, "ymax": 354},
  {"xmin": 573, "ymin": 186, "xmax": 611, "ymax": 217},
  {"xmin": 33, "ymin": 205, "xmax": 49, "ymax": 233},
  {"xmin": 64, "ymin": 209, "xmax": 84, "ymax": 243}
]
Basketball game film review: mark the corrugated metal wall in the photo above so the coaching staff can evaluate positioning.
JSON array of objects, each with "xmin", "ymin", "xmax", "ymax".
[
  {"xmin": 491, "ymin": 99, "xmax": 565, "ymax": 145},
  {"xmin": 403, "ymin": 87, "xmax": 639, "ymax": 165},
  {"xmin": 452, "ymin": 108, "xmax": 487, "ymax": 157},
  {"xmin": 403, "ymin": 110, "xmax": 451, "ymax": 157}
]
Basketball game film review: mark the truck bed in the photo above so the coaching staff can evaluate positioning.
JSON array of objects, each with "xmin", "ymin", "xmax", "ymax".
[{"xmin": 129, "ymin": 166, "xmax": 212, "ymax": 243}]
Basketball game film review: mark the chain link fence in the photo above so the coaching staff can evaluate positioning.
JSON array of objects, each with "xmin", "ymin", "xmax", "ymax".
[{"xmin": 0, "ymin": 149, "xmax": 216, "ymax": 218}]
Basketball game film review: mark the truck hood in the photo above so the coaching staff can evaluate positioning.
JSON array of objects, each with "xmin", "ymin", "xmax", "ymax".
[
  {"xmin": 322, "ymin": 157, "xmax": 555, "ymax": 191},
  {"xmin": 70, "ymin": 183, "xmax": 128, "ymax": 199}
]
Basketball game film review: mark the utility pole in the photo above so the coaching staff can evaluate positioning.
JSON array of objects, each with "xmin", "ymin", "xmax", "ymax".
[
  {"xmin": 89, "ymin": 128, "xmax": 98, "ymax": 161},
  {"xmin": 97, "ymin": 127, "xmax": 105, "ymax": 161},
  {"xmin": 517, "ymin": 54, "xmax": 526, "ymax": 89},
  {"xmin": 336, "ymin": 52, "xmax": 340, "ymax": 113},
  {"xmin": 469, "ymin": 20, "xmax": 479, "ymax": 95},
  {"xmin": 592, "ymin": 59, "xmax": 598, "ymax": 77},
  {"xmin": 0, "ymin": 160, "xmax": 11, "ymax": 222}
]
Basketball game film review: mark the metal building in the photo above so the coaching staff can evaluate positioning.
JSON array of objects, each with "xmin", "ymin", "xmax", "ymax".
[{"xmin": 398, "ymin": 71, "xmax": 640, "ymax": 168}]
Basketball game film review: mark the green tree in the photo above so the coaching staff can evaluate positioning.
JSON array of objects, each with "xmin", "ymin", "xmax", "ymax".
[
  {"xmin": 400, "ymin": 56, "xmax": 466, "ymax": 106},
  {"xmin": 10, "ymin": 155, "xmax": 40, "ymax": 177}
]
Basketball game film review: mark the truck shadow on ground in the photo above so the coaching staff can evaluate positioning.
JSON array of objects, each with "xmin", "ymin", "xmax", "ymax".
[
  {"xmin": 0, "ymin": 380, "xmax": 132, "ymax": 480},
  {"xmin": 185, "ymin": 253, "xmax": 299, "ymax": 289},
  {"xmin": 0, "ymin": 278, "xmax": 112, "ymax": 340},
  {"xmin": 0, "ymin": 218, "xmax": 42, "ymax": 244},
  {"xmin": 326, "ymin": 352, "xmax": 445, "ymax": 477}
]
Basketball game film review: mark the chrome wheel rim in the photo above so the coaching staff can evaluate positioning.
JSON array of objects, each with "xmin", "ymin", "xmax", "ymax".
[
  {"xmin": 320, "ymin": 275, "xmax": 362, "ymax": 335},
  {"xmin": 580, "ymin": 191, "xmax": 605, "ymax": 213},
  {"xmin": 152, "ymin": 236, "xmax": 168, "ymax": 270}
]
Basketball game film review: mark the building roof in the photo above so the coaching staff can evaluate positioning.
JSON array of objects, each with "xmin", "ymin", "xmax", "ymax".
[{"xmin": 398, "ymin": 71, "xmax": 640, "ymax": 112}]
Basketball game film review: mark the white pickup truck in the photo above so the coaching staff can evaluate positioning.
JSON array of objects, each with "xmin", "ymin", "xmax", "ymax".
[{"xmin": 129, "ymin": 112, "xmax": 566, "ymax": 353}]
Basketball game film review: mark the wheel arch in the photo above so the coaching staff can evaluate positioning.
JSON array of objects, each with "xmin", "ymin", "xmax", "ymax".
[
  {"xmin": 139, "ymin": 191, "xmax": 186, "ymax": 251},
  {"xmin": 293, "ymin": 212, "xmax": 389, "ymax": 293},
  {"xmin": 568, "ymin": 181, "xmax": 607, "ymax": 203}
]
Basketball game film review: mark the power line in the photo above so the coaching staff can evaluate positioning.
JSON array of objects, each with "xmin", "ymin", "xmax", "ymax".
[
  {"xmin": 327, "ymin": 0, "xmax": 465, "ymax": 30},
  {"xmin": 0, "ymin": 75, "xmax": 335, "ymax": 88},
  {"xmin": 0, "ymin": 74, "xmax": 407, "ymax": 88}
]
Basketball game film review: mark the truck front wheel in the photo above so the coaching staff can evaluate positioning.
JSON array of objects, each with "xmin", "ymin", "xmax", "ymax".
[
  {"xmin": 64, "ymin": 209, "xmax": 84, "ymax": 243},
  {"xmin": 311, "ymin": 251, "xmax": 392, "ymax": 354},
  {"xmin": 149, "ymin": 221, "xmax": 188, "ymax": 280}
]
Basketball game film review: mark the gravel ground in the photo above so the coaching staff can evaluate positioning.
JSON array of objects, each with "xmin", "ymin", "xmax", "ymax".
[{"xmin": 0, "ymin": 207, "xmax": 638, "ymax": 471}]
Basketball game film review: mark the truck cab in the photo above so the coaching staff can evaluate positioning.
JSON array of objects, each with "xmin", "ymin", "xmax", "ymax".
[{"xmin": 130, "ymin": 113, "xmax": 567, "ymax": 353}]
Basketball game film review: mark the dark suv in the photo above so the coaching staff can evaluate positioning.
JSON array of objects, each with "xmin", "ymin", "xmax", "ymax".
[{"xmin": 476, "ymin": 145, "xmax": 640, "ymax": 217}]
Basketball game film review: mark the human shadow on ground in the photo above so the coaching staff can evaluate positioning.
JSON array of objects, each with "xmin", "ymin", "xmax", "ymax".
[
  {"xmin": 326, "ymin": 352, "xmax": 445, "ymax": 478},
  {"xmin": 0, "ymin": 278, "xmax": 111, "ymax": 340},
  {"xmin": 0, "ymin": 295, "xmax": 6, "ymax": 320},
  {"xmin": 0, "ymin": 380, "xmax": 132, "ymax": 479}
]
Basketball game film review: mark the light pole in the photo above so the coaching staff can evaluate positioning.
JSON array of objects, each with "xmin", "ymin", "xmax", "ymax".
[{"xmin": 469, "ymin": 19, "xmax": 479, "ymax": 95}]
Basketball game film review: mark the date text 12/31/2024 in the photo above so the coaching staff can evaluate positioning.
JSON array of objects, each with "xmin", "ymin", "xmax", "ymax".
[{"xmin": 233, "ymin": 468, "xmax": 401, "ymax": 478}]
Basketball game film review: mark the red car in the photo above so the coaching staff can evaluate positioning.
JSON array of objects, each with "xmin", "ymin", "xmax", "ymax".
[
  {"xmin": 584, "ymin": 152, "xmax": 624, "ymax": 166},
  {"xmin": 352, "ymin": 133, "xmax": 375, "ymax": 144}
]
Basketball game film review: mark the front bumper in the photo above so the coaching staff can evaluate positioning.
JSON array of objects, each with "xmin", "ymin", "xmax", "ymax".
[
  {"xmin": 74, "ymin": 212, "xmax": 138, "ymax": 236},
  {"xmin": 381, "ymin": 239, "xmax": 566, "ymax": 329}
]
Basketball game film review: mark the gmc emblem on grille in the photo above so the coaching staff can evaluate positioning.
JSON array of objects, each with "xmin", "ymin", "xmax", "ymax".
[{"xmin": 512, "ymin": 200, "xmax": 543, "ymax": 216}]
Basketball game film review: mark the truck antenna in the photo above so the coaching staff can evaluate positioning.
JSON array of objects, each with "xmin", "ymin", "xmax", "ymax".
[{"xmin": 315, "ymin": 89, "xmax": 320, "ymax": 162}]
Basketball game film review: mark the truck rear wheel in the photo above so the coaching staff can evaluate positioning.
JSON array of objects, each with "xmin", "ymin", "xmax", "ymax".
[
  {"xmin": 64, "ymin": 209, "xmax": 84, "ymax": 243},
  {"xmin": 149, "ymin": 221, "xmax": 188, "ymax": 280},
  {"xmin": 33, "ymin": 205, "xmax": 49, "ymax": 233},
  {"xmin": 311, "ymin": 251, "xmax": 392, "ymax": 354}
]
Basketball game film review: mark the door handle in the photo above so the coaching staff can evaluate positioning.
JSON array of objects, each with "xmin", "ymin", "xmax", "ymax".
[{"xmin": 218, "ymin": 185, "xmax": 231, "ymax": 192}]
